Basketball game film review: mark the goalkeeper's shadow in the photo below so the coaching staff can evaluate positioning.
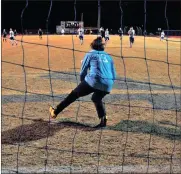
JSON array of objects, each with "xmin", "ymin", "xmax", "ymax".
[
  {"xmin": 109, "ymin": 120, "xmax": 181, "ymax": 141},
  {"xmin": 2, "ymin": 118, "xmax": 180, "ymax": 145},
  {"xmin": 1, "ymin": 118, "xmax": 96, "ymax": 145},
  {"xmin": 55, "ymin": 119, "xmax": 181, "ymax": 141}
]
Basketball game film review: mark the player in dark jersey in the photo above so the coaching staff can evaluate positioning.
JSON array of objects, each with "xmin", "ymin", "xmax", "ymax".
[
  {"xmin": 2, "ymin": 29, "xmax": 7, "ymax": 42},
  {"xmin": 38, "ymin": 28, "xmax": 43, "ymax": 39},
  {"xmin": 99, "ymin": 27, "xmax": 105, "ymax": 40},
  {"xmin": 14, "ymin": 29, "xmax": 17, "ymax": 37},
  {"xmin": 118, "ymin": 27, "xmax": 123, "ymax": 39}
]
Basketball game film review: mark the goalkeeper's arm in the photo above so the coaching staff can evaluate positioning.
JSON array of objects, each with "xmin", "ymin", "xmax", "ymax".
[{"xmin": 80, "ymin": 54, "xmax": 90, "ymax": 81}]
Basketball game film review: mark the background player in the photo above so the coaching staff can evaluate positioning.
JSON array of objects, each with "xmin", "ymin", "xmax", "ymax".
[
  {"xmin": 38, "ymin": 28, "xmax": 43, "ymax": 39},
  {"xmin": 99, "ymin": 27, "xmax": 103, "ymax": 33},
  {"xmin": 77, "ymin": 26, "xmax": 84, "ymax": 45},
  {"xmin": 118, "ymin": 27, "xmax": 123, "ymax": 39},
  {"xmin": 2, "ymin": 29, "xmax": 7, "ymax": 42},
  {"xmin": 160, "ymin": 30, "xmax": 165, "ymax": 41},
  {"xmin": 105, "ymin": 28, "xmax": 110, "ymax": 45},
  {"xmin": 99, "ymin": 27, "xmax": 105, "ymax": 40},
  {"xmin": 128, "ymin": 27, "xmax": 135, "ymax": 48},
  {"xmin": 9, "ymin": 28, "xmax": 17, "ymax": 46},
  {"xmin": 61, "ymin": 28, "xmax": 65, "ymax": 35},
  {"xmin": 14, "ymin": 29, "xmax": 17, "ymax": 37}
]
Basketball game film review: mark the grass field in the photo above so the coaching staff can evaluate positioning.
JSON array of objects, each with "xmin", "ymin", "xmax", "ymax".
[{"xmin": 2, "ymin": 35, "xmax": 181, "ymax": 173}]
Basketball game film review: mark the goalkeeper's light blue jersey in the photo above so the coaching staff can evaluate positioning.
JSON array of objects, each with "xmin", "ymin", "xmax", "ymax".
[{"xmin": 80, "ymin": 50, "xmax": 116, "ymax": 92}]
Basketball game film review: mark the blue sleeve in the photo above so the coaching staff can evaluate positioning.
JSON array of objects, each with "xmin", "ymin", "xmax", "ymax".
[
  {"xmin": 112, "ymin": 60, "xmax": 117, "ymax": 81},
  {"xmin": 80, "ymin": 53, "xmax": 90, "ymax": 81}
]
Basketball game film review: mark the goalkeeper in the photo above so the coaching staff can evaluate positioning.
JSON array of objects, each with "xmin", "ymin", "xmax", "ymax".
[{"xmin": 49, "ymin": 37, "xmax": 116, "ymax": 128}]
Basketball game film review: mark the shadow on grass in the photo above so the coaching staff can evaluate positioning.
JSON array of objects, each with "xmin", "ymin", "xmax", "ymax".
[
  {"xmin": 2, "ymin": 119, "xmax": 181, "ymax": 144},
  {"xmin": 1, "ymin": 119, "xmax": 95, "ymax": 144},
  {"xmin": 110, "ymin": 120, "xmax": 181, "ymax": 141}
]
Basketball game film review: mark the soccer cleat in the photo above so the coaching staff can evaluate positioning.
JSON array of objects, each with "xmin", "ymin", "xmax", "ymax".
[
  {"xmin": 49, "ymin": 106, "xmax": 57, "ymax": 119},
  {"xmin": 94, "ymin": 117, "xmax": 107, "ymax": 128}
]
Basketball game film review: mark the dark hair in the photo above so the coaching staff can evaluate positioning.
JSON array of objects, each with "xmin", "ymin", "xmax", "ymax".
[{"xmin": 90, "ymin": 36, "xmax": 105, "ymax": 51}]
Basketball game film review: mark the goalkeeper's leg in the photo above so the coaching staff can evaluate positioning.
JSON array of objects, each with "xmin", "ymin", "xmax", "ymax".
[
  {"xmin": 49, "ymin": 81, "xmax": 94, "ymax": 118},
  {"xmin": 91, "ymin": 90, "xmax": 109, "ymax": 127}
]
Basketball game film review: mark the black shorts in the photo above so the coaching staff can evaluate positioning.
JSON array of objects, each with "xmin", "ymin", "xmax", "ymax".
[
  {"xmin": 130, "ymin": 37, "xmax": 134, "ymax": 43},
  {"xmin": 101, "ymin": 35, "xmax": 105, "ymax": 39},
  {"xmin": 3, "ymin": 34, "xmax": 7, "ymax": 38},
  {"xmin": 10, "ymin": 37, "xmax": 14, "ymax": 40},
  {"xmin": 79, "ymin": 35, "xmax": 83, "ymax": 40}
]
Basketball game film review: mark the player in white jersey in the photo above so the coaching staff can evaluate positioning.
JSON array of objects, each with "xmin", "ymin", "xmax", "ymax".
[
  {"xmin": 9, "ymin": 28, "xmax": 17, "ymax": 46},
  {"xmin": 118, "ymin": 27, "xmax": 123, "ymax": 39},
  {"xmin": 77, "ymin": 26, "xmax": 84, "ymax": 45},
  {"xmin": 61, "ymin": 28, "xmax": 65, "ymax": 35},
  {"xmin": 160, "ymin": 31, "xmax": 165, "ymax": 41},
  {"xmin": 105, "ymin": 29, "xmax": 110, "ymax": 45},
  {"xmin": 128, "ymin": 27, "xmax": 135, "ymax": 48}
]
